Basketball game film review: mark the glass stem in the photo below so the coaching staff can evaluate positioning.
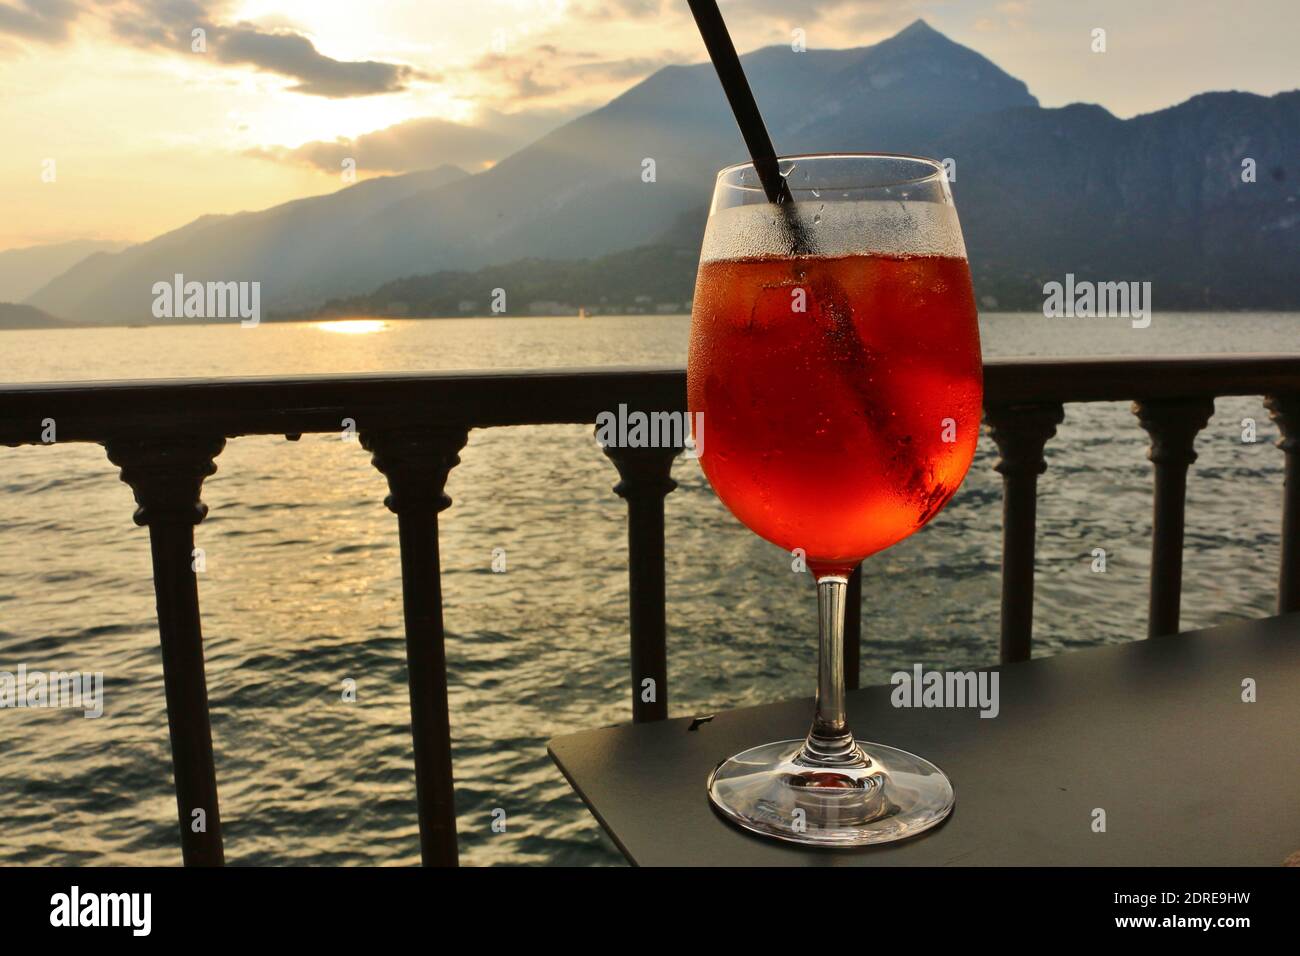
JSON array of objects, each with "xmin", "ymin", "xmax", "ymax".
[{"xmin": 802, "ymin": 575, "xmax": 866, "ymax": 767}]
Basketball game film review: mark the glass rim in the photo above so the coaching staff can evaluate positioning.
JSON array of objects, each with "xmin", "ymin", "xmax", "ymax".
[{"xmin": 715, "ymin": 152, "xmax": 946, "ymax": 192}]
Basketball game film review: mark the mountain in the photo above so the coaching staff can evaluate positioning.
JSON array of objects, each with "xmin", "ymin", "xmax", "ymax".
[
  {"xmin": 0, "ymin": 239, "xmax": 129, "ymax": 302},
  {"xmin": 342, "ymin": 19, "xmax": 1037, "ymax": 294},
  {"xmin": 947, "ymin": 92, "xmax": 1300, "ymax": 308},
  {"xmin": 27, "ymin": 20, "xmax": 1037, "ymax": 324},
  {"xmin": 27, "ymin": 19, "xmax": 1300, "ymax": 322},
  {"xmin": 27, "ymin": 165, "xmax": 469, "ymax": 324},
  {"xmin": 0, "ymin": 302, "xmax": 67, "ymax": 330},
  {"xmin": 296, "ymin": 241, "xmax": 701, "ymax": 320}
]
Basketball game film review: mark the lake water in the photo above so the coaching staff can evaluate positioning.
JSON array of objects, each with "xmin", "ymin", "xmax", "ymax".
[{"xmin": 0, "ymin": 311, "xmax": 1296, "ymax": 865}]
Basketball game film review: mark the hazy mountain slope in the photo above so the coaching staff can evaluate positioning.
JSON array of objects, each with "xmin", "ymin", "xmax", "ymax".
[
  {"xmin": 0, "ymin": 239, "xmax": 130, "ymax": 302},
  {"xmin": 0, "ymin": 302, "xmax": 67, "ymax": 329},
  {"xmin": 27, "ymin": 165, "xmax": 469, "ymax": 323}
]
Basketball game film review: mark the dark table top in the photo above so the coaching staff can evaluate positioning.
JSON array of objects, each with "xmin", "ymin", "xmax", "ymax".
[{"xmin": 549, "ymin": 614, "xmax": 1300, "ymax": 866}]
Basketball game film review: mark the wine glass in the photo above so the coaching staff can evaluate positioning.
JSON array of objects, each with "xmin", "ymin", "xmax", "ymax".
[{"xmin": 687, "ymin": 153, "xmax": 983, "ymax": 846}]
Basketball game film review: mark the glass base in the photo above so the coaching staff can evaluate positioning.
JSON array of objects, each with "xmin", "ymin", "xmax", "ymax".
[{"xmin": 707, "ymin": 739, "xmax": 954, "ymax": 847}]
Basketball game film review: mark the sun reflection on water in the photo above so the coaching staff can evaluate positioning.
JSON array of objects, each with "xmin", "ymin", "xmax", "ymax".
[{"xmin": 315, "ymin": 319, "xmax": 388, "ymax": 335}]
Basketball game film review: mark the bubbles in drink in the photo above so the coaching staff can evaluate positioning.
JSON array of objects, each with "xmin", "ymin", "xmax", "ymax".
[{"xmin": 687, "ymin": 251, "xmax": 983, "ymax": 565}]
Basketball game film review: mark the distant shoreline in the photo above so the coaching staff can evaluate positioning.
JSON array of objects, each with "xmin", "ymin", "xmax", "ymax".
[{"xmin": 4, "ymin": 308, "xmax": 1300, "ymax": 333}]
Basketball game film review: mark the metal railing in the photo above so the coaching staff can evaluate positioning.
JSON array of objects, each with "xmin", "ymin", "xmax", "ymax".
[{"xmin": 1, "ymin": 354, "xmax": 1297, "ymax": 865}]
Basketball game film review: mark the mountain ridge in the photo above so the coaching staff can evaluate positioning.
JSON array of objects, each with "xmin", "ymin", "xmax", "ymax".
[
  {"xmin": 0, "ymin": 302, "xmax": 67, "ymax": 330},
  {"xmin": 25, "ymin": 165, "xmax": 470, "ymax": 321},
  {"xmin": 0, "ymin": 239, "xmax": 130, "ymax": 303},
  {"xmin": 24, "ymin": 20, "xmax": 1300, "ymax": 323}
]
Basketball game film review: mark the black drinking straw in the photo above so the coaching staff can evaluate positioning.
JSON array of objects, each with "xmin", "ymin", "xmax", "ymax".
[{"xmin": 686, "ymin": 0, "xmax": 808, "ymax": 249}]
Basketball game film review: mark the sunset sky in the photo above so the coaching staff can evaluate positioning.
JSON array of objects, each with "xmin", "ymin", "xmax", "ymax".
[{"xmin": 1, "ymin": 0, "xmax": 1295, "ymax": 250}]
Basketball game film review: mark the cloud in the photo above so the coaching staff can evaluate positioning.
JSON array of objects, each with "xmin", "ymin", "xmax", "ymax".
[
  {"xmin": 474, "ymin": 44, "xmax": 686, "ymax": 100},
  {"xmin": 576, "ymin": 0, "xmax": 666, "ymax": 18},
  {"xmin": 476, "ymin": 49, "xmax": 567, "ymax": 100},
  {"xmin": 0, "ymin": 0, "xmax": 84, "ymax": 42},
  {"xmin": 214, "ymin": 24, "xmax": 422, "ymax": 97},
  {"xmin": 571, "ymin": 0, "xmax": 920, "ymax": 49},
  {"xmin": 248, "ymin": 105, "xmax": 590, "ymax": 175},
  {"xmin": 2, "ymin": 0, "xmax": 422, "ymax": 97},
  {"xmin": 709, "ymin": 0, "xmax": 919, "ymax": 34},
  {"xmin": 573, "ymin": 54, "xmax": 684, "ymax": 82}
]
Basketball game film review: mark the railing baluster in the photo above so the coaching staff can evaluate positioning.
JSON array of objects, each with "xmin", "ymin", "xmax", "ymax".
[
  {"xmin": 1133, "ymin": 398, "xmax": 1215, "ymax": 637},
  {"xmin": 362, "ymin": 425, "xmax": 468, "ymax": 867},
  {"xmin": 844, "ymin": 564, "xmax": 862, "ymax": 690},
  {"xmin": 104, "ymin": 435, "xmax": 226, "ymax": 867},
  {"xmin": 1264, "ymin": 394, "xmax": 1300, "ymax": 613},
  {"xmin": 986, "ymin": 403, "xmax": 1065, "ymax": 663},
  {"xmin": 602, "ymin": 442, "xmax": 681, "ymax": 722}
]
